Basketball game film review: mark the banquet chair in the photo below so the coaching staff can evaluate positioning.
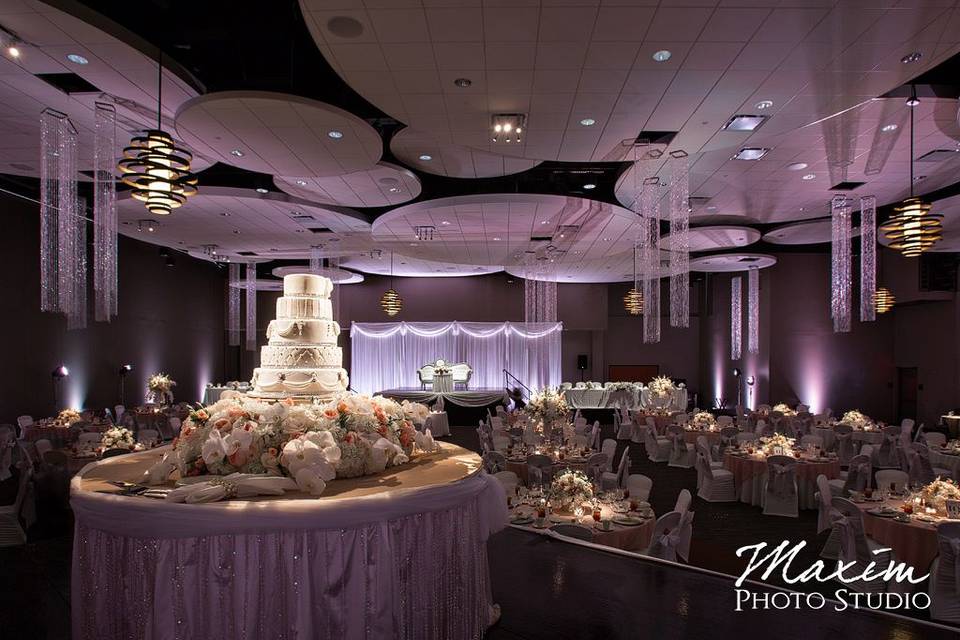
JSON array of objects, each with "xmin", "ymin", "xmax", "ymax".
[
  {"xmin": 574, "ymin": 421, "xmax": 591, "ymax": 436},
  {"xmin": 815, "ymin": 474, "xmax": 840, "ymax": 560},
  {"xmin": 33, "ymin": 439, "xmax": 53, "ymax": 459},
  {"xmin": 137, "ymin": 429, "xmax": 160, "ymax": 446},
  {"xmin": 615, "ymin": 412, "xmax": 634, "ymax": 441},
  {"xmin": 522, "ymin": 424, "xmax": 541, "ymax": 446},
  {"xmin": 875, "ymin": 469, "xmax": 909, "ymax": 494},
  {"xmin": 874, "ymin": 425, "xmax": 903, "ymax": 469},
  {"xmin": 625, "ymin": 474, "xmax": 652, "ymax": 502},
  {"xmin": 828, "ymin": 454, "xmax": 872, "ymax": 496},
  {"xmin": 813, "ymin": 413, "xmax": 829, "ymax": 427},
  {"xmin": 645, "ymin": 510, "xmax": 695, "ymax": 563},
  {"xmin": 101, "ymin": 448, "xmax": 129, "ymax": 459},
  {"xmin": 829, "ymin": 497, "xmax": 893, "ymax": 593},
  {"xmin": 717, "ymin": 415, "xmax": 734, "ymax": 427},
  {"xmin": 761, "ymin": 455, "xmax": 799, "ymax": 518},
  {"xmin": 482, "ymin": 451, "xmax": 507, "ymax": 474},
  {"xmin": 600, "ymin": 438, "xmax": 616, "ymax": 471},
  {"xmin": 584, "ymin": 453, "xmax": 608, "ymax": 484},
  {"xmin": 674, "ymin": 488, "xmax": 692, "ymax": 514},
  {"xmin": 526, "ymin": 454, "xmax": 554, "ymax": 489},
  {"xmin": 168, "ymin": 416, "xmax": 183, "ymax": 438},
  {"xmin": 644, "ymin": 425, "xmax": 671, "ymax": 463},
  {"xmin": 77, "ymin": 432, "xmax": 101, "ymax": 447},
  {"xmin": 694, "ymin": 450, "xmax": 736, "ymax": 502},
  {"xmin": 666, "ymin": 425, "xmax": 694, "ymax": 469},
  {"xmin": 800, "ymin": 434, "xmax": 824, "ymax": 449},
  {"xmin": 858, "ymin": 444, "xmax": 874, "ymax": 460},
  {"xmin": 590, "ymin": 423, "xmax": 603, "ymax": 451},
  {"xmin": 929, "ymin": 522, "xmax": 960, "ymax": 623},
  {"xmin": 550, "ymin": 523, "xmax": 594, "ymax": 542},
  {"xmin": 113, "ymin": 405, "xmax": 125, "ymax": 421},
  {"xmin": 717, "ymin": 426, "xmax": 739, "ymax": 458},
  {"xmin": 754, "ymin": 420, "xmax": 773, "ymax": 438},
  {"xmin": 492, "ymin": 435, "xmax": 511, "ymax": 452},
  {"xmin": 493, "ymin": 471, "xmax": 519, "ymax": 496},
  {"xmin": 489, "ymin": 416, "xmax": 505, "ymax": 430},
  {"xmin": 735, "ymin": 432, "xmax": 758, "ymax": 444},
  {"xmin": 570, "ymin": 434, "xmax": 591, "ymax": 449},
  {"xmin": 768, "ymin": 411, "xmax": 784, "ymax": 434},
  {"xmin": 0, "ymin": 463, "xmax": 31, "ymax": 547},
  {"xmin": 833, "ymin": 423, "xmax": 857, "ymax": 465},
  {"xmin": 601, "ymin": 449, "xmax": 630, "ymax": 491},
  {"xmin": 909, "ymin": 444, "xmax": 952, "ymax": 483},
  {"xmin": 923, "ymin": 432, "xmax": 947, "ymax": 448}
]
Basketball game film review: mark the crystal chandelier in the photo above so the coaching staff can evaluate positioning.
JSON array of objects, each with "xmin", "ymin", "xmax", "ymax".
[
  {"xmin": 880, "ymin": 90, "xmax": 942, "ymax": 256},
  {"xmin": 859, "ymin": 195, "xmax": 877, "ymax": 322},
  {"xmin": 668, "ymin": 152, "xmax": 689, "ymax": 328},
  {"xmin": 93, "ymin": 102, "xmax": 118, "ymax": 322},
  {"xmin": 380, "ymin": 252, "xmax": 403, "ymax": 316},
  {"xmin": 874, "ymin": 287, "xmax": 895, "ymax": 314},
  {"xmin": 831, "ymin": 195, "xmax": 852, "ymax": 333},
  {"xmin": 623, "ymin": 244, "xmax": 643, "ymax": 315},
  {"xmin": 117, "ymin": 52, "xmax": 197, "ymax": 215}
]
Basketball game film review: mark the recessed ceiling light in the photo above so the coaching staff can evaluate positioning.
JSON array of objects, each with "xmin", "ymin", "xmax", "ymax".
[
  {"xmin": 295, "ymin": 229, "xmax": 305, "ymax": 233},
  {"xmin": 440, "ymin": 220, "xmax": 450, "ymax": 225},
  {"xmin": 881, "ymin": 124, "xmax": 898, "ymax": 132},
  {"xmin": 901, "ymin": 52, "xmax": 922, "ymax": 64},
  {"xmin": 723, "ymin": 114, "xmax": 768, "ymax": 132},
  {"xmin": 583, "ymin": 183, "xmax": 596, "ymax": 190},
  {"xmin": 8, "ymin": 45, "xmax": 20, "ymax": 58},
  {"xmin": 492, "ymin": 236, "xmax": 501, "ymax": 241},
  {"xmin": 602, "ymin": 237, "xmax": 610, "ymax": 241},
  {"xmin": 579, "ymin": 118, "xmax": 596, "ymax": 126},
  {"xmin": 66, "ymin": 53, "xmax": 88, "ymax": 65},
  {"xmin": 540, "ymin": 220, "xmax": 549, "ymax": 225},
  {"xmin": 327, "ymin": 130, "xmax": 343, "ymax": 139},
  {"xmin": 802, "ymin": 173, "xmax": 816, "ymax": 180},
  {"xmin": 255, "ymin": 187, "xmax": 268, "ymax": 194},
  {"xmin": 706, "ymin": 205, "xmax": 718, "ymax": 211},
  {"xmin": 219, "ymin": 212, "xmax": 231, "ymax": 217},
  {"xmin": 419, "ymin": 154, "xmax": 432, "ymax": 161},
  {"xmin": 787, "ymin": 162, "xmax": 808, "ymax": 171},
  {"xmin": 295, "ymin": 179, "xmax": 308, "ymax": 186},
  {"xmin": 230, "ymin": 149, "xmax": 244, "ymax": 157},
  {"xmin": 652, "ymin": 50, "xmax": 672, "ymax": 62},
  {"xmin": 388, "ymin": 187, "xmax": 401, "ymax": 193},
  {"xmin": 454, "ymin": 77, "xmax": 472, "ymax": 88},
  {"xmin": 755, "ymin": 100, "xmax": 773, "ymax": 110},
  {"xmin": 732, "ymin": 147, "xmax": 769, "ymax": 161}
]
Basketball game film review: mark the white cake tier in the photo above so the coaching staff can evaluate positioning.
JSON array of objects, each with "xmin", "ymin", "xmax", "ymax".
[
  {"xmin": 259, "ymin": 345, "xmax": 342, "ymax": 369},
  {"xmin": 276, "ymin": 296, "xmax": 332, "ymax": 320},
  {"xmin": 266, "ymin": 319, "xmax": 340, "ymax": 345},
  {"xmin": 250, "ymin": 367, "xmax": 349, "ymax": 398},
  {"xmin": 283, "ymin": 273, "xmax": 332, "ymax": 298}
]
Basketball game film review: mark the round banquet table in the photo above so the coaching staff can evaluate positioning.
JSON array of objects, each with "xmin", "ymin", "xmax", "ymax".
[
  {"xmin": 70, "ymin": 443, "xmax": 507, "ymax": 640},
  {"xmin": 633, "ymin": 413, "xmax": 672, "ymax": 435},
  {"xmin": 813, "ymin": 427, "xmax": 884, "ymax": 451},
  {"xmin": 506, "ymin": 458, "xmax": 588, "ymax": 487},
  {"xmin": 508, "ymin": 505, "xmax": 655, "ymax": 552},
  {"xmin": 683, "ymin": 430, "xmax": 722, "ymax": 446},
  {"xmin": 723, "ymin": 453, "xmax": 841, "ymax": 510},
  {"xmin": 855, "ymin": 498, "xmax": 940, "ymax": 571}
]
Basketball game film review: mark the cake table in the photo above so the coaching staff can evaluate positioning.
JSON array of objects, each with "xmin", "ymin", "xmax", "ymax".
[{"xmin": 70, "ymin": 442, "xmax": 506, "ymax": 640}]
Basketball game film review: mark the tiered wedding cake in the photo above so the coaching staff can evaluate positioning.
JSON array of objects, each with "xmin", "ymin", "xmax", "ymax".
[{"xmin": 249, "ymin": 273, "xmax": 348, "ymax": 401}]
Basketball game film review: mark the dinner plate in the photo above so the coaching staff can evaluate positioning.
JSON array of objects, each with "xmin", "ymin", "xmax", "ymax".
[
  {"xmin": 867, "ymin": 508, "xmax": 897, "ymax": 518},
  {"xmin": 532, "ymin": 520, "xmax": 551, "ymax": 529},
  {"xmin": 510, "ymin": 516, "xmax": 534, "ymax": 525},
  {"xmin": 612, "ymin": 516, "xmax": 644, "ymax": 527},
  {"xmin": 549, "ymin": 515, "xmax": 567, "ymax": 524}
]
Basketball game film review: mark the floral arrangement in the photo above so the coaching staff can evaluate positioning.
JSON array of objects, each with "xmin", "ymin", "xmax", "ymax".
[
  {"xmin": 400, "ymin": 400, "xmax": 430, "ymax": 424},
  {"xmin": 690, "ymin": 411, "xmax": 717, "ymax": 430},
  {"xmin": 760, "ymin": 433, "xmax": 795, "ymax": 456},
  {"xmin": 55, "ymin": 409, "xmax": 82, "ymax": 426},
  {"xmin": 841, "ymin": 410, "xmax": 871, "ymax": 430},
  {"xmin": 648, "ymin": 376, "xmax": 675, "ymax": 398},
  {"xmin": 101, "ymin": 426, "xmax": 135, "ymax": 450},
  {"xmin": 525, "ymin": 387, "xmax": 569, "ymax": 426},
  {"xmin": 145, "ymin": 393, "xmax": 435, "ymax": 496},
  {"xmin": 921, "ymin": 477, "xmax": 960, "ymax": 514},
  {"xmin": 609, "ymin": 381, "xmax": 637, "ymax": 391},
  {"xmin": 772, "ymin": 403, "xmax": 797, "ymax": 417},
  {"xmin": 433, "ymin": 360, "xmax": 451, "ymax": 375},
  {"xmin": 148, "ymin": 373, "xmax": 176, "ymax": 394},
  {"xmin": 549, "ymin": 469, "xmax": 594, "ymax": 512}
]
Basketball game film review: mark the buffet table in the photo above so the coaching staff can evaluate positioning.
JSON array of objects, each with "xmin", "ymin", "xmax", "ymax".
[{"xmin": 70, "ymin": 443, "xmax": 507, "ymax": 640}]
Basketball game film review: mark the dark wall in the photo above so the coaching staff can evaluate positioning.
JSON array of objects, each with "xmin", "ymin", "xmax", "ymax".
[{"xmin": 1, "ymin": 192, "xmax": 226, "ymax": 421}]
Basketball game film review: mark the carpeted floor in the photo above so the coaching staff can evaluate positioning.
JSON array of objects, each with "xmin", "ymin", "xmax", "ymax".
[{"xmin": 1, "ymin": 419, "xmax": 954, "ymax": 639}]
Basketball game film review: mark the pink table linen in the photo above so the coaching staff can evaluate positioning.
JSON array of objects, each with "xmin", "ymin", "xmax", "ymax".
[
  {"xmin": 70, "ymin": 444, "xmax": 507, "ymax": 640},
  {"xmin": 855, "ymin": 499, "xmax": 940, "ymax": 571},
  {"xmin": 683, "ymin": 430, "xmax": 722, "ymax": 446},
  {"xmin": 723, "ymin": 453, "xmax": 841, "ymax": 509}
]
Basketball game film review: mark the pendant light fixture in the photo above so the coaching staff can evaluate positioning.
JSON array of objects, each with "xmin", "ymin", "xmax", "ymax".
[
  {"xmin": 623, "ymin": 243, "xmax": 643, "ymax": 315},
  {"xmin": 118, "ymin": 51, "xmax": 198, "ymax": 215},
  {"xmin": 874, "ymin": 287, "xmax": 895, "ymax": 314},
  {"xmin": 879, "ymin": 87, "xmax": 943, "ymax": 257},
  {"xmin": 380, "ymin": 252, "xmax": 403, "ymax": 316}
]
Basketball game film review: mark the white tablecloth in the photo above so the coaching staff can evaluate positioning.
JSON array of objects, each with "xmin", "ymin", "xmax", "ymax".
[
  {"xmin": 378, "ymin": 389, "xmax": 508, "ymax": 408},
  {"xmin": 70, "ymin": 446, "xmax": 507, "ymax": 640},
  {"xmin": 203, "ymin": 386, "xmax": 249, "ymax": 405},
  {"xmin": 930, "ymin": 449, "xmax": 960, "ymax": 479},
  {"xmin": 432, "ymin": 373, "xmax": 453, "ymax": 393},
  {"xmin": 423, "ymin": 411, "xmax": 451, "ymax": 437}
]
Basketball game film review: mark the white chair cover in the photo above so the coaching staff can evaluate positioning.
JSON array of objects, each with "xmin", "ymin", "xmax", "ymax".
[
  {"xmin": 833, "ymin": 424, "xmax": 857, "ymax": 465},
  {"xmin": 829, "ymin": 497, "xmax": 891, "ymax": 593},
  {"xmin": 625, "ymin": 474, "xmax": 652, "ymax": 502},
  {"xmin": 762, "ymin": 455, "xmax": 799, "ymax": 518},
  {"xmin": 924, "ymin": 432, "xmax": 947, "ymax": 448},
  {"xmin": 643, "ymin": 425, "xmax": 670, "ymax": 463},
  {"xmin": 674, "ymin": 488, "xmax": 691, "ymax": 514},
  {"xmin": 930, "ymin": 522, "xmax": 960, "ymax": 623},
  {"xmin": 646, "ymin": 511, "xmax": 682, "ymax": 562},
  {"xmin": 666, "ymin": 425, "xmax": 694, "ymax": 468},
  {"xmin": 493, "ymin": 471, "xmax": 519, "ymax": 496},
  {"xmin": 482, "ymin": 451, "xmax": 507, "ymax": 474},
  {"xmin": 694, "ymin": 450, "xmax": 736, "ymax": 502},
  {"xmin": 875, "ymin": 469, "xmax": 909, "ymax": 494},
  {"xmin": 526, "ymin": 454, "xmax": 553, "ymax": 488},
  {"xmin": 600, "ymin": 438, "xmax": 616, "ymax": 472}
]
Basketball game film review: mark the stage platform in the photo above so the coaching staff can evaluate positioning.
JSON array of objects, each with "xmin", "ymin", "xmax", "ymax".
[{"xmin": 377, "ymin": 388, "xmax": 508, "ymax": 425}]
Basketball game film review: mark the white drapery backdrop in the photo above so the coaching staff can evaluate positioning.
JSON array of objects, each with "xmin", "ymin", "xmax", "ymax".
[{"xmin": 350, "ymin": 321, "xmax": 562, "ymax": 394}]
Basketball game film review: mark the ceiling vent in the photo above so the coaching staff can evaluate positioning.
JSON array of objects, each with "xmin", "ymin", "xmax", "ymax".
[
  {"xmin": 830, "ymin": 181, "xmax": 866, "ymax": 191},
  {"xmin": 916, "ymin": 149, "xmax": 960, "ymax": 162},
  {"xmin": 35, "ymin": 73, "xmax": 101, "ymax": 94},
  {"xmin": 530, "ymin": 235, "xmax": 553, "ymax": 242},
  {"xmin": 633, "ymin": 131, "xmax": 677, "ymax": 146},
  {"xmin": 236, "ymin": 251, "xmax": 257, "ymax": 256},
  {"xmin": 308, "ymin": 227, "xmax": 334, "ymax": 234}
]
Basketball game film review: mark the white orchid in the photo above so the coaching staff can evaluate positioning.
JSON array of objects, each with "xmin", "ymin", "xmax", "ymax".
[
  {"xmin": 294, "ymin": 467, "xmax": 327, "ymax": 495},
  {"xmin": 201, "ymin": 429, "xmax": 228, "ymax": 466},
  {"xmin": 281, "ymin": 433, "xmax": 338, "ymax": 482}
]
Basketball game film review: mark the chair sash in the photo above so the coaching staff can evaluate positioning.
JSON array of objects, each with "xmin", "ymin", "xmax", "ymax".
[
  {"xmin": 528, "ymin": 465, "xmax": 543, "ymax": 488},
  {"xmin": 769, "ymin": 463, "xmax": 796, "ymax": 499},
  {"xmin": 831, "ymin": 511, "xmax": 859, "ymax": 565},
  {"xmin": 948, "ymin": 538, "xmax": 960, "ymax": 596},
  {"xmin": 845, "ymin": 461, "xmax": 871, "ymax": 492},
  {"xmin": 677, "ymin": 511, "xmax": 694, "ymax": 562}
]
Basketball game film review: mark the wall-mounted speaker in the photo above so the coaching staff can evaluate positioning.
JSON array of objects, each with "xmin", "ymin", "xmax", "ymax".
[{"xmin": 577, "ymin": 354, "xmax": 588, "ymax": 370}]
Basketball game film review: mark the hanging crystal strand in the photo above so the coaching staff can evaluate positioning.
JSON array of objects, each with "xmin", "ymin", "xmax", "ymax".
[
  {"xmin": 40, "ymin": 111, "xmax": 59, "ymax": 312},
  {"xmin": 329, "ymin": 256, "xmax": 341, "ymax": 320},
  {"xmin": 54, "ymin": 114, "xmax": 83, "ymax": 330},
  {"xmin": 731, "ymin": 276, "xmax": 742, "ymax": 360},
  {"xmin": 309, "ymin": 245, "xmax": 322, "ymax": 273},
  {"xmin": 859, "ymin": 195, "xmax": 877, "ymax": 322},
  {"xmin": 245, "ymin": 263, "xmax": 257, "ymax": 351},
  {"xmin": 228, "ymin": 262, "xmax": 241, "ymax": 346},
  {"xmin": 67, "ymin": 196, "xmax": 88, "ymax": 330},
  {"xmin": 94, "ymin": 102, "xmax": 118, "ymax": 322},
  {"xmin": 831, "ymin": 195, "xmax": 852, "ymax": 333},
  {"xmin": 668, "ymin": 153, "xmax": 689, "ymax": 328},
  {"xmin": 748, "ymin": 266, "xmax": 759, "ymax": 354},
  {"xmin": 641, "ymin": 180, "xmax": 661, "ymax": 344}
]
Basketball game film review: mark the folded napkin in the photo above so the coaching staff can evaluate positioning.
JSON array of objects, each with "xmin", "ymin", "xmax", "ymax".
[
  {"xmin": 415, "ymin": 428, "xmax": 437, "ymax": 453},
  {"xmin": 165, "ymin": 473, "xmax": 297, "ymax": 504}
]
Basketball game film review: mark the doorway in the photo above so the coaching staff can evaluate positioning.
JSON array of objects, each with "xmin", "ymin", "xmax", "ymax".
[{"xmin": 896, "ymin": 367, "xmax": 918, "ymax": 424}]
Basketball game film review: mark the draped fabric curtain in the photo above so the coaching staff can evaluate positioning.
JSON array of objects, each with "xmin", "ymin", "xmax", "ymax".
[{"xmin": 350, "ymin": 322, "xmax": 562, "ymax": 394}]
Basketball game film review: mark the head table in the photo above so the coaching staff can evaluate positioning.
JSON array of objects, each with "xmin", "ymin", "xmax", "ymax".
[{"xmin": 70, "ymin": 442, "xmax": 507, "ymax": 640}]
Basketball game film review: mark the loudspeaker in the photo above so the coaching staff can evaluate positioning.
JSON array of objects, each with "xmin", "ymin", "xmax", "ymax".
[{"xmin": 577, "ymin": 354, "xmax": 588, "ymax": 370}]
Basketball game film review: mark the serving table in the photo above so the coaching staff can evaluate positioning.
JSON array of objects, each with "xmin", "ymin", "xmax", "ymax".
[{"xmin": 70, "ymin": 442, "xmax": 506, "ymax": 640}]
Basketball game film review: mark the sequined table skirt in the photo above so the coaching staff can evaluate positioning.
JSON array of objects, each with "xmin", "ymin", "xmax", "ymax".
[{"xmin": 70, "ymin": 443, "xmax": 507, "ymax": 640}]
